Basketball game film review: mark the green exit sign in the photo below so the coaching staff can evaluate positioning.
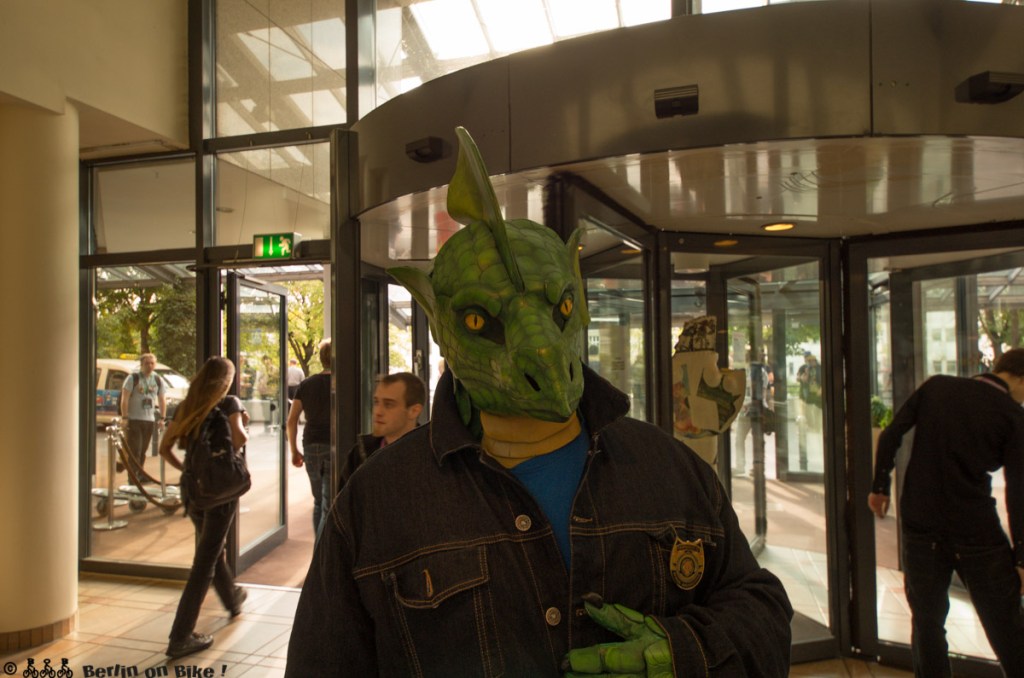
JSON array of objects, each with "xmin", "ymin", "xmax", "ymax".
[{"xmin": 254, "ymin": 232, "xmax": 300, "ymax": 259}]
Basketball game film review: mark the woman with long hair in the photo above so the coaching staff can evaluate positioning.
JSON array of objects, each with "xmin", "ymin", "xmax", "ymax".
[{"xmin": 159, "ymin": 356, "xmax": 250, "ymax": 659}]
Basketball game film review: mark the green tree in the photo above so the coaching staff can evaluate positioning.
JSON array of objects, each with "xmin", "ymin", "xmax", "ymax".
[
  {"xmin": 285, "ymin": 280, "xmax": 325, "ymax": 374},
  {"xmin": 150, "ymin": 280, "xmax": 197, "ymax": 377},
  {"xmin": 95, "ymin": 281, "xmax": 196, "ymax": 376},
  {"xmin": 95, "ymin": 286, "xmax": 159, "ymax": 358}
]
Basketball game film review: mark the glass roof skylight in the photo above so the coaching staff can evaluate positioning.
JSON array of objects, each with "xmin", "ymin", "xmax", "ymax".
[
  {"xmin": 476, "ymin": 0, "xmax": 553, "ymax": 53},
  {"xmin": 411, "ymin": 0, "xmax": 491, "ymax": 60},
  {"xmin": 547, "ymin": 0, "xmax": 619, "ymax": 38},
  {"xmin": 621, "ymin": 0, "xmax": 673, "ymax": 27}
]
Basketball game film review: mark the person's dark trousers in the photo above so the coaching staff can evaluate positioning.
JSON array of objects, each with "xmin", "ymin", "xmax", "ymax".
[
  {"xmin": 902, "ymin": 530, "xmax": 1024, "ymax": 678},
  {"xmin": 169, "ymin": 501, "xmax": 237, "ymax": 643},
  {"xmin": 126, "ymin": 419, "xmax": 156, "ymax": 467},
  {"xmin": 302, "ymin": 443, "xmax": 331, "ymax": 539}
]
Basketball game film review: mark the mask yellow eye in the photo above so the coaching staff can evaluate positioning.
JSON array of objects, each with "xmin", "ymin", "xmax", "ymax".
[
  {"xmin": 559, "ymin": 297, "xmax": 574, "ymax": 318},
  {"xmin": 464, "ymin": 312, "xmax": 486, "ymax": 332}
]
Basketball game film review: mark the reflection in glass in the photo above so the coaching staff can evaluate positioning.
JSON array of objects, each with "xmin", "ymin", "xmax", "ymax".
[
  {"xmin": 586, "ymin": 272, "xmax": 647, "ymax": 421},
  {"xmin": 215, "ymin": 143, "xmax": 330, "ymax": 247},
  {"xmin": 216, "ymin": 0, "xmax": 347, "ymax": 136},
  {"xmin": 89, "ymin": 265, "xmax": 197, "ymax": 566},
  {"xmin": 236, "ymin": 284, "xmax": 285, "ymax": 553}
]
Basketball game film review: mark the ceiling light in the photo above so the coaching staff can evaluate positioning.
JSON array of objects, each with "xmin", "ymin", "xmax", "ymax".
[
  {"xmin": 761, "ymin": 222, "xmax": 795, "ymax": 232},
  {"xmin": 714, "ymin": 238, "xmax": 738, "ymax": 247}
]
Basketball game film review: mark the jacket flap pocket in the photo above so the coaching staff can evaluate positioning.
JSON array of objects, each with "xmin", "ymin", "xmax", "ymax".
[
  {"xmin": 650, "ymin": 523, "xmax": 718, "ymax": 550},
  {"xmin": 391, "ymin": 546, "xmax": 488, "ymax": 609}
]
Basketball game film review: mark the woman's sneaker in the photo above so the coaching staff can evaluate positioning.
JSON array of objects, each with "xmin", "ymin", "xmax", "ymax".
[
  {"xmin": 230, "ymin": 586, "xmax": 247, "ymax": 618},
  {"xmin": 166, "ymin": 632, "xmax": 213, "ymax": 659}
]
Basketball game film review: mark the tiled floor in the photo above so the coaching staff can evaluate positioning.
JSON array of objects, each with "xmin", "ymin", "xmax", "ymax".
[
  {"xmin": 1, "ymin": 576, "xmax": 295, "ymax": 678},
  {"xmin": 0, "ymin": 574, "xmax": 914, "ymax": 678}
]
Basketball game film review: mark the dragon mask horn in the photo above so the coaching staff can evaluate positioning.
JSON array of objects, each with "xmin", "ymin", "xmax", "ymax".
[{"xmin": 447, "ymin": 126, "xmax": 525, "ymax": 293}]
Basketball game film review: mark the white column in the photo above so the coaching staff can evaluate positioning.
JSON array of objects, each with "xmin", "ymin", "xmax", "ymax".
[{"xmin": 0, "ymin": 101, "xmax": 79, "ymax": 640}]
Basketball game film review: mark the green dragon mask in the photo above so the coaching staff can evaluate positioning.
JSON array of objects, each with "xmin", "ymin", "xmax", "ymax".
[{"xmin": 389, "ymin": 127, "xmax": 589, "ymax": 423}]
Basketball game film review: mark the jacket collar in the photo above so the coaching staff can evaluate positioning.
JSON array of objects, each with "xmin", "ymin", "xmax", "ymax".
[
  {"xmin": 974, "ymin": 372, "xmax": 1010, "ymax": 394},
  {"xmin": 428, "ymin": 364, "xmax": 631, "ymax": 466}
]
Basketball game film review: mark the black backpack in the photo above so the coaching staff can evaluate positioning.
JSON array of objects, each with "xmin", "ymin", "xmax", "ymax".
[{"xmin": 180, "ymin": 403, "xmax": 251, "ymax": 513}]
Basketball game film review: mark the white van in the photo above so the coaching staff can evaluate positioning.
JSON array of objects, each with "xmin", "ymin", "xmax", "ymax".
[{"xmin": 95, "ymin": 358, "xmax": 190, "ymax": 427}]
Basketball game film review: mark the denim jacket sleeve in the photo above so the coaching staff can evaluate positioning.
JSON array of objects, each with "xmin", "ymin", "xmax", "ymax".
[
  {"xmin": 650, "ymin": 475, "xmax": 793, "ymax": 676},
  {"xmin": 285, "ymin": 502, "xmax": 376, "ymax": 677}
]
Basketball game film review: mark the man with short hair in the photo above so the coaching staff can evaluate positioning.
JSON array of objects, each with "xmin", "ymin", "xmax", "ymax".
[
  {"xmin": 288, "ymin": 341, "xmax": 333, "ymax": 537},
  {"xmin": 120, "ymin": 353, "xmax": 166, "ymax": 473},
  {"xmin": 869, "ymin": 348, "xmax": 1024, "ymax": 677},
  {"xmin": 338, "ymin": 372, "xmax": 425, "ymax": 489}
]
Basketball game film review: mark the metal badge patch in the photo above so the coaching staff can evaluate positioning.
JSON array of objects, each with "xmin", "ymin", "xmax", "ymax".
[{"xmin": 669, "ymin": 537, "xmax": 705, "ymax": 591}]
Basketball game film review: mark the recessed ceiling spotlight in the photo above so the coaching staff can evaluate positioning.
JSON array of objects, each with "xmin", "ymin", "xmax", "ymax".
[
  {"xmin": 714, "ymin": 238, "xmax": 739, "ymax": 247},
  {"xmin": 761, "ymin": 222, "xmax": 795, "ymax": 232}
]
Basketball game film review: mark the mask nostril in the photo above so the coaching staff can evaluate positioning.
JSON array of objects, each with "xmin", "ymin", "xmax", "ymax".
[{"xmin": 524, "ymin": 372, "xmax": 541, "ymax": 392}]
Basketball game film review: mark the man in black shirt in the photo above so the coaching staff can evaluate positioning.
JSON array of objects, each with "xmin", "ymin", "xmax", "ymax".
[
  {"xmin": 287, "ymin": 340, "xmax": 333, "ymax": 539},
  {"xmin": 869, "ymin": 348, "xmax": 1024, "ymax": 677}
]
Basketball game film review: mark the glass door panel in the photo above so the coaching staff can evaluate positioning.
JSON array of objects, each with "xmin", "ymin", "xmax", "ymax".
[
  {"xmin": 868, "ymin": 249, "xmax": 1024, "ymax": 665},
  {"xmin": 586, "ymin": 271, "xmax": 648, "ymax": 421},
  {"xmin": 87, "ymin": 264, "xmax": 197, "ymax": 566},
  {"xmin": 723, "ymin": 260, "xmax": 832, "ymax": 644},
  {"xmin": 229, "ymin": 277, "xmax": 287, "ymax": 569}
]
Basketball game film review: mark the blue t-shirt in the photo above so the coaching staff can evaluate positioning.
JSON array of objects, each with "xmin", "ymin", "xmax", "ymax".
[{"xmin": 510, "ymin": 423, "xmax": 590, "ymax": 569}]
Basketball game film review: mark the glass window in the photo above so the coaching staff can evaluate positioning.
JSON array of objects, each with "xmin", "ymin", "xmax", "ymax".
[
  {"xmin": 89, "ymin": 264, "xmax": 197, "ymax": 566},
  {"xmin": 214, "ymin": 143, "xmax": 330, "ymax": 247},
  {"xmin": 373, "ymin": 0, "xmax": 671, "ymax": 108},
  {"xmin": 388, "ymin": 284, "xmax": 414, "ymax": 373},
  {"xmin": 91, "ymin": 160, "xmax": 196, "ymax": 254},
  {"xmin": 216, "ymin": 0, "xmax": 347, "ymax": 136},
  {"xmin": 586, "ymin": 267, "xmax": 647, "ymax": 421}
]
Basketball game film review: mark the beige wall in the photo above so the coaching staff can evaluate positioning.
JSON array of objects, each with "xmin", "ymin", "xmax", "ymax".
[
  {"xmin": 0, "ymin": 102, "xmax": 80, "ymax": 633},
  {"xmin": 0, "ymin": 0, "xmax": 188, "ymax": 146}
]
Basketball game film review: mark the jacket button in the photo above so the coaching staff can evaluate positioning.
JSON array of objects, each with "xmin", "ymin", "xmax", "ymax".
[
  {"xmin": 545, "ymin": 607, "xmax": 562, "ymax": 626},
  {"xmin": 515, "ymin": 515, "xmax": 532, "ymax": 532}
]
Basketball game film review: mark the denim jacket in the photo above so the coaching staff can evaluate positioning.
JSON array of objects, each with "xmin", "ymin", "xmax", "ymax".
[{"xmin": 286, "ymin": 367, "xmax": 792, "ymax": 677}]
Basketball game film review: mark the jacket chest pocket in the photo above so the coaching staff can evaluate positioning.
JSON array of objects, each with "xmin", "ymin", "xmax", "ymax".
[{"xmin": 383, "ymin": 546, "xmax": 504, "ymax": 678}]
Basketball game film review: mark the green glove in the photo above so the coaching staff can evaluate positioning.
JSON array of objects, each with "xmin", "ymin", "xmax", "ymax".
[{"xmin": 562, "ymin": 593, "xmax": 673, "ymax": 677}]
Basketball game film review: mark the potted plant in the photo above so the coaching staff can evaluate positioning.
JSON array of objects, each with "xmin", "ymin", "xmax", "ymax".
[{"xmin": 870, "ymin": 395, "xmax": 893, "ymax": 430}]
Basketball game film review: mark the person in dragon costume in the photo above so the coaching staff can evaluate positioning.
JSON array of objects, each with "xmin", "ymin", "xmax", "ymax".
[{"xmin": 285, "ymin": 128, "xmax": 792, "ymax": 677}]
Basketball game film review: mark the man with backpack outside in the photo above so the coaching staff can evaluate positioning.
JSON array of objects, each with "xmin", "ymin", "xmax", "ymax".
[{"xmin": 120, "ymin": 353, "xmax": 167, "ymax": 473}]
